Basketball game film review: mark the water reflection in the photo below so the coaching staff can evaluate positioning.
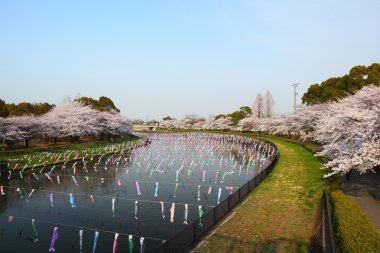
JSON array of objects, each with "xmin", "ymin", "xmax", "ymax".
[{"xmin": 0, "ymin": 133, "xmax": 273, "ymax": 252}]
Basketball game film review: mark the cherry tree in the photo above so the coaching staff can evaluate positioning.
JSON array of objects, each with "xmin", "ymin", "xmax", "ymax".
[
  {"xmin": 159, "ymin": 119, "xmax": 177, "ymax": 129},
  {"xmin": 40, "ymin": 102, "xmax": 101, "ymax": 141},
  {"xmin": 0, "ymin": 117, "xmax": 25, "ymax": 145},
  {"xmin": 96, "ymin": 110, "xmax": 132, "ymax": 137},
  {"xmin": 5, "ymin": 116, "xmax": 41, "ymax": 147},
  {"xmin": 236, "ymin": 117, "xmax": 255, "ymax": 132},
  {"xmin": 314, "ymin": 86, "xmax": 380, "ymax": 176},
  {"xmin": 202, "ymin": 117, "xmax": 233, "ymax": 130},
  {"xmin": 40, "ymin": 102, "xmax": 132, "ymax": 142}
]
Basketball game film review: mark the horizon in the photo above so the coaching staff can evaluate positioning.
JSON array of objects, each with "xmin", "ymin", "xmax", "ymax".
[{"xmin": 1, "ymin": 1, "xmax": 380, "ymax": 120}]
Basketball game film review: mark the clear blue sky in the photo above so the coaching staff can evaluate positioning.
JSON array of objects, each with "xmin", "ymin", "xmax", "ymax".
[{"xmin": 1, "ymin": 0, "xmax": 379, "ymax": 120}]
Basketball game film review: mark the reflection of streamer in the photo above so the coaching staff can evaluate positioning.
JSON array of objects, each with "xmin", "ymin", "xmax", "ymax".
[
  {"xmin": 154, "ymin": 182, "xmax": 159, "ymax": 197},
  {"xmin": 49, "ymin": 227, "xmax": 58, "ymax": 252},
  {"xmin": 90, "ymin": 195, "xmax": 95, "ymax": 204},
  {"xmin": 134, "ymin": 201, "xmax": 139, "ymax": 220},
  {"xmin": 0, "ymin": 186, "xmax": 5, "ymax": 195},
  {"xmin": 160, "ymin": 201, "xmax": 165, "ymax": 219},
  {"xmin": 32, "ymin": 218, "xmax": 39, "ymax": 242},
  {"xmin": 112, "ymin": 198, "xmax": 116, "ymax": 218},
  {"xmin": 173, "ymin": 183, "xmax": 178, "ymax": 198},
  {"xmin": 26, "ymin": 189, "xmax": 35, "ymax": 202},
  {"xmin": 92, "ymin": 231, "xmax": 99, "ymax": 253},
  {"xmin": 197, "ymin": 185, "xmax": 201, "ymax": 201},
  {"xmin": 16, "ymin": 188, "xmax": 24, "ymax": 198},
  {"xmin": 50, "ymin": 194, "xmax": 54, "ymax": 207},
  {"xmin": 184, "ymin": 204, "xmax": 188, "ymax": 225},
  {"xmin": 79, "ymin": 230, "xmax": 83, "ymax": 253},
  {"xmin": 217, "ymin": 187, "xmax": 222, "ymax": 205}
]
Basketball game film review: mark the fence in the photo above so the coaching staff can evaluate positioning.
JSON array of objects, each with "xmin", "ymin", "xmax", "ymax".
[
  {"xmin": 153, "ymin": 144, "xmax": 279, "ymax": 253},
  {"xmin": 310, "ymin": 189, "xmax": 336, "ymax": 253}
]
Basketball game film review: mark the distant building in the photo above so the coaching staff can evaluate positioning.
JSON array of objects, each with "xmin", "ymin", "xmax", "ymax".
[{"xmin": 133, "ymin": 123, "xmax": 159, "ymax": 132}]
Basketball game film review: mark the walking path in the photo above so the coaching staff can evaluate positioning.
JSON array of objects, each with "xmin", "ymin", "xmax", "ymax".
[
  {"xmin": 340, "ymin": 170, "xmax": 380, "ymax": 232},
  {"xmin": 193, "ymin": 136, "xmax": 325, "ymax": 253}
]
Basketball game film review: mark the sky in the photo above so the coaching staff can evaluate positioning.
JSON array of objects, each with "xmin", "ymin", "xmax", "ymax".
[{"xmin": 1, "ymin": 0, "xmax": 380, "ymax": 121}]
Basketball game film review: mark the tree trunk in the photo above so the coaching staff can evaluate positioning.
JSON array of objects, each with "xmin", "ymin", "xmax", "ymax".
[
  {"xmin": 24, "ymin": 137, "xmax": 29, "ymax": 148},
  {"xmin": 70, "ymin": 136, "xmax": 74, "ymax": 143},
  {"xmin": 54, "ymin": 137, "xmax": 57, "ymax": 145}
]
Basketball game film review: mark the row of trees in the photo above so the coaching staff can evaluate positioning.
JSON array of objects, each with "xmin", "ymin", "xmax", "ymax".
[
  {"xmin": 0, "ymin": 96, "xmax": 120, "ymax": 118},
  {"xmin": 160, "ymin": 86, "xmax": 380, "ymax": 176},
  {"xmin": 302, "ymin": 63, "xmax": 380, "ymax": 104},
  {"xmin": 0, "ymin": 99, "xmax": 54, "ymax": 117},
  {"xmin": 0, "ymin": 102, "xmax": 132, "ymax": 147}
]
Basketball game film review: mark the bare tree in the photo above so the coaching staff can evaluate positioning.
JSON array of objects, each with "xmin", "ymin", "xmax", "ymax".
[
  {"xmin": 62, "ymin": 95, "xmax": 73, "ymax": 104},
  {"xmin": 264, "ymin": 91, "xmax": 275, "ymax": 118},
  {"xmin": 252, "ymin": 93, "xmax": 264, "ymax": 118},
  {"xmin": 184, "ymin": 113, "xmax": 205, "ymax": 124}
]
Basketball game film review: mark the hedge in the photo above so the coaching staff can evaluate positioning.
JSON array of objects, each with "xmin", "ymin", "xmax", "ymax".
[{"xmin": 330, "ymin": 190, "xmax": 380, "ymax": 253}]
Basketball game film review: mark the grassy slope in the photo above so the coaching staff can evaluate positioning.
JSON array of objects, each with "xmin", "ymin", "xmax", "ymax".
[
  {"xmin": 0, "ymin": 137, "xmax": 139, "ymax": 169},
  {"xmin": 195, "ymin": 136, "xmax": 326, "ymax": 253}
]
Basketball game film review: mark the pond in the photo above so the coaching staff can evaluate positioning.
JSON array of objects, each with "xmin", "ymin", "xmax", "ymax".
[{"xmin": 0, "ymin": 133, "xmax": 275, "ymax": 253}]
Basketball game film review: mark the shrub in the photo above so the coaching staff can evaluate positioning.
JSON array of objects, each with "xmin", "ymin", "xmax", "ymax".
[{"xmin": 330, "ymin": 191, "xmax": 380, "ymax": 253}]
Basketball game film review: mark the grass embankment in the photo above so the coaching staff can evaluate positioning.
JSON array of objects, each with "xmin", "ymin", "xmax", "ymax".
[
  {"xmin": 195, "ymin": 135, "xmax": 326, "ymax": 253},
  {"xmin": 0, "ymin": 135, "xmax": 140, "ymax": 170}
]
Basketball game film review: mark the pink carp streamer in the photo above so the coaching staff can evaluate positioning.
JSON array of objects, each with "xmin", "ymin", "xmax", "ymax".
[{"xmin": 112, "ymin": 233, "xmax": 119, "ymax": 253}]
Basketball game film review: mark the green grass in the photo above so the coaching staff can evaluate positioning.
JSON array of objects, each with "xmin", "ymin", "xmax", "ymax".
[{"xmin": 194, "ymin": 134, "xmax": 326, "ymax": 253}]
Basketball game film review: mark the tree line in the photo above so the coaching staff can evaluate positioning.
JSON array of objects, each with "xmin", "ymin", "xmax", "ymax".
[
  {"xmin": 0, "ymin": 96, "xmax": 120, "ymax": 118},
  {"xmin": 302, "ymin": 63, "xmax": 380, "ymax": 104}
]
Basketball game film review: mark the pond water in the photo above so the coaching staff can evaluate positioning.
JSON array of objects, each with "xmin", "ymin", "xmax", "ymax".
[{"xmin": 0, "ymin": 133, "xmax": 275, "ymax": 253}]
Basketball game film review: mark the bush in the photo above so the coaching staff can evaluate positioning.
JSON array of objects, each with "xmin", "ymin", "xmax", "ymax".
[{"xmin": 330, "ymin": 191, "xmax": 380, "ymax": 253}]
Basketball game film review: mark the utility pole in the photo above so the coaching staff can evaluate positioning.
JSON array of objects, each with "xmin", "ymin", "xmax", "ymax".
[{"xmin": 292, "ymin": 83, "xmax": 299, "ymax": 112}]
